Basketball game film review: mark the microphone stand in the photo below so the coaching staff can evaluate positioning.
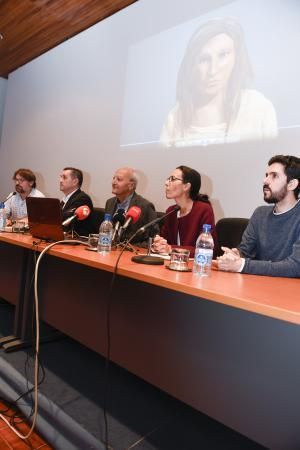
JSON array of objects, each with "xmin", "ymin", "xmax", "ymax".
[
  {"xmin": 114, "ymin": 241, "xmax": 139, "ymax": 254},
  {"xmin": 112, "ymin": 232, "xmax": 139, "ymax": 254},
  {"xmin": 138, "ymin": 205, "xmax": 180, "ymax": 233},
  {"xmin": 130, "ymin": 205, "xmax": 180, "ymax": 265}
]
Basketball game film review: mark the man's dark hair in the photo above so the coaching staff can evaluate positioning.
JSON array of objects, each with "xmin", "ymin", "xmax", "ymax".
[
  {"xmin": 176, "ymin": 165, "xmax": 209, "ymax": 203},
  {"xmin": 13, "ymin": 168, "xmax": 36, "ymax": 188},
  {"xmin": 268, "ymin": 155, "xmax": 300, "ymax": 199},
  {"xmin": 64, "ymin": 167, "xmax": 83, "ymax": 187}
]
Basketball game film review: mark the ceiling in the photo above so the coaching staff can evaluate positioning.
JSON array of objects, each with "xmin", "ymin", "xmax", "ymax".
[{"xmin": 0, "ymin": 0, "xmax": 137, "ymax": 79}]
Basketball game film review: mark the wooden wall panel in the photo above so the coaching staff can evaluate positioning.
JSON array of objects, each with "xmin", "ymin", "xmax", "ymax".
[{"xmin": 0, "ymin": 0, "xmax": 137, "ymax": 78}]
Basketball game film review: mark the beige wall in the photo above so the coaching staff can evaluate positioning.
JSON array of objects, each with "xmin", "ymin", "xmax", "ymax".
[{"xmin": 0, "ymin": 0, "xmax": 299, "ymax": 219}]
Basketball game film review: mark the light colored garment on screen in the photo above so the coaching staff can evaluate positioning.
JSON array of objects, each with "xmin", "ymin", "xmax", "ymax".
[{"xmin": 160, "ymin": 89, "xmax": 278, "ymax": 147}]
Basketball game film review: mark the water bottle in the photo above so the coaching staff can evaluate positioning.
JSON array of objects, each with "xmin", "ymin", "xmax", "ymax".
[
  {"xmin": 98, "ymin": 213, "xmax": 113, "ymax": 254},
  {"xmin": 0, "ymin": 202, "xmax": 6, "ymax": 231},
  {"xmin": 193, "ymin": 224, "xmax": 214, "ymax": 276}
]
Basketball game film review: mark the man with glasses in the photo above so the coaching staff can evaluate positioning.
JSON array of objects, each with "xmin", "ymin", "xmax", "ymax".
[
  {"xmin": 105, "ymin": 167, "xmax": 158, "ymax": 246},
  {"xmin": 5, "ymin": 168, "xmax": 45, "ymax": 223}
]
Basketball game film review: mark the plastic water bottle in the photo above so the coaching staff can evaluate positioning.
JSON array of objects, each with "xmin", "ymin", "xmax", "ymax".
[
  {"xmin": 0, "ymin": 202, "xmax": 6, "ymax": 231},
  {"xmin": 193, "ymin": 224, "xmax": 214, "ymax": 276},
  {"xmin": 98, "ymin": 213, "xmax": 113, "ymax": 254}
]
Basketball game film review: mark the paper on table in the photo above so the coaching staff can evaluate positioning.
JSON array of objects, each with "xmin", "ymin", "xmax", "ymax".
[{"xmin": 149, "ymin": 252, "xmax": 170, "ymax": 260}]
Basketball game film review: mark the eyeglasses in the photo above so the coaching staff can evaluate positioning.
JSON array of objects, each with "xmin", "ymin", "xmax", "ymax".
[
  {"xmin": 166, "ymin": 176, "xmax": 183, "ymax": 183},
  {"xmin": 14, "ymin": 177, "xmax": 26, "ymax": 183}
]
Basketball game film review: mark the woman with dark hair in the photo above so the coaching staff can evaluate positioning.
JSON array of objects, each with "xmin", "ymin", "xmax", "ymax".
[
  {"xmin": 152, "ymin": 165, "xmax": 216, "ymax": 256},
  {"xmin": 161, "ymin": 17, "xmax": 277, "ymax": 146}
]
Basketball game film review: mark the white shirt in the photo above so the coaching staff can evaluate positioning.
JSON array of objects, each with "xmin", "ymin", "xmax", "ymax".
[
  {"xmin": 5, "ymin": 188, "xmax": 45, "ymax": 220},
  {"xmin": 160, "ymin": 89, "xmax": 278, "ymax": 147},
  {"xmin": 61, "ymin": 189, "xmax": 79, "ymax": 208}
]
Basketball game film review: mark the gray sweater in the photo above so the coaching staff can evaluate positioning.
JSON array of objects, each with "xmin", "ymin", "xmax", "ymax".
[{"xmin": 239, "ymin": 200, "xmax": 300, "ymax": 277}]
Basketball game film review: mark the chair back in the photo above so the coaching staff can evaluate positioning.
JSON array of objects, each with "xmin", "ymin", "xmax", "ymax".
[
  {"xmin": 90, "ymin": 207, "xmax": 105, "ymax": 232},
  {"xmin": 215, "ymin": 217, "xmax": 249, "ymax": 256}
]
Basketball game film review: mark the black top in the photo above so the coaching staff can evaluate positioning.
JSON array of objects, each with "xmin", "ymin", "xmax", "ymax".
[
  {"xmin": 62, "ymin": 189, "xmax": 96, "ymax": 237},
  {"xmin": 105, "ymin": 192, "xmax": 159, "ymax": 247}
]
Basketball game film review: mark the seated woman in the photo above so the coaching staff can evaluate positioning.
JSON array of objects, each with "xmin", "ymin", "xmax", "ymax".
[{"xmin": 152, "ymin": 165, "xmax": 216, "ymax": 257}]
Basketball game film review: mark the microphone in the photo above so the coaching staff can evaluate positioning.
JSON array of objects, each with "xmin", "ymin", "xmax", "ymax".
[
  {"xmin": 62, "ymin": 205, "xmax": 91, "ymax": 227},
  {"xmin": 122, "ymin": 206, "xmax": 142, "ymax": 230},
  {"xmin": 64, "ymin": 207, "xmax": 76, "ymax": 214},
  {"xmin": 137, "ymin": 205, "xmax": 180, "ymax": 234},
  {"xmin": 4, "ymin": 192, "xmax": 16, "ymax": 202},
  {"xmin": 112, "ymin": 208, "xmax": 126, "ymax": 242}
]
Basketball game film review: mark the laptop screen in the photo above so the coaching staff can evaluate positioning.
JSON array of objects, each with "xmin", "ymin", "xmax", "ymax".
[{"xmin": 26, "ymin": 197, "xmax": 65, "ymax": 241}]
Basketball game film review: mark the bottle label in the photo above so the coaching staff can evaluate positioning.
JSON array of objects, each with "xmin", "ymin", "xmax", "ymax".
[
  {"xmin": 99, "ymin": 234, "xmax": 112, "ymax": 246},
  {"xmin": 195, "ymin": 248, "xmax": 213, "ymax": 265}
]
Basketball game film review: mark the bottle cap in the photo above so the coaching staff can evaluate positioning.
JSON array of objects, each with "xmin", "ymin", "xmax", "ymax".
[
  {"xmin": 104, "ymin": 213, "xmax": 112, "ymax": 221},
  {"xmin": 203, "ymin": 224, "xmax": 211, "ymax": 232}
]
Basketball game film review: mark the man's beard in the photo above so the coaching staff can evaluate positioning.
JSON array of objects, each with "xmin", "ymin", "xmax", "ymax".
[
  {"xmin": 263, "ymin": 184, "xmax": 288, "ymax": 204},
  {"xmin": 15, "ymin": 185, "xmax": 25, "ymax": 194}
]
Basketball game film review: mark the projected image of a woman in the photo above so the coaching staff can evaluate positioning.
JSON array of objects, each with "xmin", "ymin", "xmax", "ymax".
[{"xmin": 160, "ymin": 17, "xmax": 278, "ymax": 147}]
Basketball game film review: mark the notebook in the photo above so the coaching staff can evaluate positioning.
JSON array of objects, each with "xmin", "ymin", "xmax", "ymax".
[{"xmin": 26, "ymin": 197, "xmax": 65, "ymax": 241}]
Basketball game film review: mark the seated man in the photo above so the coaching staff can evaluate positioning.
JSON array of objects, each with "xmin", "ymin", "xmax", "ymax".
[
  {"xmin": 60, "ymin": 167, "xmax": 95, "ymax": 236},
  {"xmin": 217, "ymin": 155, "xmax": 300, "ymax": 277},
  {"xmin": 5, "ymin": 168, "xmax": 45, "ymax": 223},
  {"xmin": 105, "ymin": 167, "xmax": 158, "ymax": 246}
]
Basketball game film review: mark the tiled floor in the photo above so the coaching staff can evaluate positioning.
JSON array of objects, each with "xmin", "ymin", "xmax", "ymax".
[{"xmin": 0, "ymin": 402, "xmax": 53, "ymax": 450}]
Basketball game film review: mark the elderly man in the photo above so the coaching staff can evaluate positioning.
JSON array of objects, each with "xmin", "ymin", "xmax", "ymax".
[
  {"xmin": 5, "ymin": 168, "xmax": 45, "ymax": 223},
  {"xmin": 105, "ymin": 167, "xmax": 158, "ymax": 246},
  {"xmin": 60, "ymin": 167, "xmax": 95, "ymax": 236},
  {"xmin": 217, "ymin": 155, "xmax": 300, "ymax": 277}
]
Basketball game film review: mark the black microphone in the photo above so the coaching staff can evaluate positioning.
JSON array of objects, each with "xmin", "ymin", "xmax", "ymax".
[
  {"xmin": 3, "ymin": 192, "xmax": 16, "ymax": 203},
  {"xmin": 137, "ymin": 205, "xmax": 180, "ymax": 234},
  {"xmin": 112, "ymin": 208, "xmax": 126, "ymax": 242}
]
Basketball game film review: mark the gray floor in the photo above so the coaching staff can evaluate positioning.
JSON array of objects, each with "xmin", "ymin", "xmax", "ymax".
[{"xmin": 0, "ymin": 300, "xmax": 265, "ymax": 450}]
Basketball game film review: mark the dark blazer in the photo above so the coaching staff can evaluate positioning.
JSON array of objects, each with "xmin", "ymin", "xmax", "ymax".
[
  {"xmin": 105, "ymin": 192, "xmax": 159, "ymax": 247},
  {"xmin": 62, "ymin": 189, "xmax": 96, "ymax": 236}
]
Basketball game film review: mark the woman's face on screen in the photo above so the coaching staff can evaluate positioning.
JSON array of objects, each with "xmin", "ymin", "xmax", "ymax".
[{"xmin": 192, "ymin": 33, "xmax": 236, "ymax": 97}]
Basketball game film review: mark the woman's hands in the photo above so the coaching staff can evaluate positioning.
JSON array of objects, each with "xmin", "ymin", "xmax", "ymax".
[{"xmin": 152, "ymin": 235, "xmax": 172, "ymax": 255}]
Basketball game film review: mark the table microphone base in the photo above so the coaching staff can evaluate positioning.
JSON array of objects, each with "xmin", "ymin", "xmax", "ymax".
[{"xmin": 131, "ymin": 255, "xmax": 164, "ymax": 265}]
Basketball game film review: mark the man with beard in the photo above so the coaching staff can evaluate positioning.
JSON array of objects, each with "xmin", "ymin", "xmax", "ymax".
[
  {"xmin": 5, "ymin": 168, "xmax": 45, "ymax": 223},
  {"xmin": 217, "ymin": 155, "xmax": 300, "ymax": 277}
]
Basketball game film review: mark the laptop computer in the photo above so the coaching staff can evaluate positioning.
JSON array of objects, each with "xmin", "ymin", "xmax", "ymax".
[{"xmin": 26, "ymin": 197, "xmax": 65, "ymax": 241}]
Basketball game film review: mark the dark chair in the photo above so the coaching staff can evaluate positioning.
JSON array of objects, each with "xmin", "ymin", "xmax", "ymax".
[
  {"xmin": 90, "ymin": 207, "xmax": 105, "ymax": 232},
  {"xmin": 215, "ymin": 217, "xmax": 249, "ymax": 257}
]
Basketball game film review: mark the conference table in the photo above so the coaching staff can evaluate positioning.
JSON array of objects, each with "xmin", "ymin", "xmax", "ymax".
[{"xmin": 0, "ymin": 232, "xmax": 299, "ymax": 449}]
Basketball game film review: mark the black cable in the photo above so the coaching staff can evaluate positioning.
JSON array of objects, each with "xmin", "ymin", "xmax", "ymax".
[
  {"xmin": 0, "ymin": 298, "xmax": 12, "ymax": 307},
  {"xmin": 102, "ymin": 229, "xmax": 146, "ymax": 450},
  {"xmin": 10, "ymin": 353, "xmax": 46, "ymax": 427},
  {"xmin": 102, "ymin": 258, "xmax": 121, "ymax": 450}
]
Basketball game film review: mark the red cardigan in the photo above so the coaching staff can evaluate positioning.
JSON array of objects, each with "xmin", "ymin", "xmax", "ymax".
[{"xmin": 160, "ymin": 201, "xmax": 217, "ymax": 257}]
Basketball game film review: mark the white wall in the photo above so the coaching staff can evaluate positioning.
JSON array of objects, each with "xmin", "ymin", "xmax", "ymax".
[
  {"xmin": 0, "ymin": 77, "xmax": 7, "ymax": 144},
  {"xmin": 0, "ymin": 0, "xmax": 299, "ymax": 220}
]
